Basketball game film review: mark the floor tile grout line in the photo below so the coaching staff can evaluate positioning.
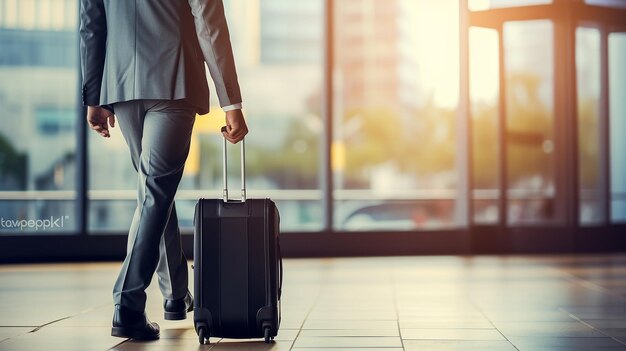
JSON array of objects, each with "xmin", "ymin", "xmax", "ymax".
[
  {"xmin": 551, "ymin": 263, "xmax": 626, "ymax": 346},
  {"xmin": 29, "ymin": 302, "xmax": 111, "ymax": 333},
  {"xmin": 289, "ymin": 284, "xmax": 324, "ymax": 350},
  {"xmin": 469, "ymin": 293, "xmax": 521, "ymax": 351},
  {"xmin": 391, "ymin": 275, "xmax": 406, "ymax": 351},
  {"xmin": 289, "ymin": 304, "xmax": 319, "ymax": 349},
  {"xmin": 549, "ymin": 265, "xmax": 626, "ymax": 301},
  {"xmin": 29, "ymin": 316, "xmax": 72, "ymax": 333},
  {"xmin": 559, "ymin": 308, "xmax": 626, "ymax": 347},
  {"xmin": 107, "ymin": 338, "xmax": 130, "ymax": 351},
  {"xmin": 286, "ymin": 338, "xmax": 296, "ymax": 350},
  {"xmin": 0, "ymin": 326, "xmax": 41, "ymax": 345}
]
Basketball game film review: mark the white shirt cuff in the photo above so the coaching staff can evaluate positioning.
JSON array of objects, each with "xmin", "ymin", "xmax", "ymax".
[{"xmin": 222, "ymin": 103, "xmax": 242, "ymax": 112}]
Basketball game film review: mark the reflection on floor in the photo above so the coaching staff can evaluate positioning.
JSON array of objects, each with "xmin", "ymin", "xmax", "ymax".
[{"xmin": 0, "ymin": 255, "xmax": 626, "ymax": 350}]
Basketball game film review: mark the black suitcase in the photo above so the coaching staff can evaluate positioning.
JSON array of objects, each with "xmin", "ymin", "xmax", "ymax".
[{"xmin": 193, "ymin": 133, "xmax": 282, "ymax": 345}]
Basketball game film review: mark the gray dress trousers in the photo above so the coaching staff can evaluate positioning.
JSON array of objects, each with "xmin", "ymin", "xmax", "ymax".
[{"xmin": 111, "ymin": 99, "xmax": 196, "ymax": 312}]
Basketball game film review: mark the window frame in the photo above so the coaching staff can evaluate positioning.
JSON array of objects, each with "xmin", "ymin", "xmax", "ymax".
[{"xmin": 467, "ymin": 0, "xmax": 626, "ymax": 251}]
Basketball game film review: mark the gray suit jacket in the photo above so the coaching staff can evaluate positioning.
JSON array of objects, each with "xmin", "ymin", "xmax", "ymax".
[{"xmin": 80, "ymin": 0, "xmax": 242, "ymax": 114}]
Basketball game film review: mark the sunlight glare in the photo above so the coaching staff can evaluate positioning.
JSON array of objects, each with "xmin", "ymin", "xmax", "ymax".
[
  {"xmin": 470, "ymin": 27, "xmax": 500, "ymax": 106},
  {"xmin": 402, "ymin": 0, "xmax": 460, "ymax": 109}
]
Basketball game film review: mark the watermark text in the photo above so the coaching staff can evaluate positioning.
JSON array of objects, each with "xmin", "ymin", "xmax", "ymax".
[{"xmin": 0, "ymin": 216, "xmax": 70, "ymax": 231}]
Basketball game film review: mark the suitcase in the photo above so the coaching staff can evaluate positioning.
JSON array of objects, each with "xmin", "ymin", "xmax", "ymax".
[{"xmin": 193, "ymin": 131, "xmax": 282, "ymax": 345}]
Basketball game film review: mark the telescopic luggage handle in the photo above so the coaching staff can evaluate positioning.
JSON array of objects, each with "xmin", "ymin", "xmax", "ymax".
[{"xmin": 221, "ymin": 126, "xmax": 246, "ymax": 202}]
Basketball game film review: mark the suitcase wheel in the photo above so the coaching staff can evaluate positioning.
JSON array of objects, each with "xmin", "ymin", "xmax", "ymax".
[
  {"xmin": 198, "ymin": 326, "xmax": 209, "ymax": 345},
  {"xmin": 263, "ymin": 326, "xmax": 272, "ymax": 344}
]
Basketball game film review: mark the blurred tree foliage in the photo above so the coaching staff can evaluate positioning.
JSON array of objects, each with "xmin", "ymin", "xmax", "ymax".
[
  {"xmin": 340, "ymin": 102, "xmax": 456, "ymax": 187},
  {"xmin": 198, "ymin": 72, "xmax": 599, "ymax": 193},
  {"xmin": 473, "ymin": 72, "xmax": 600, "ymax": 190},
  {"xmin": 251, "ymin": 117, "xmax": 320, "ymax": 189},
  {"xmin": 472, "ymin": 102, "xmax": 498, "ymax": 189},
  {"xmin": 505, "ymin": 73, "xmax": 553, "ymax": 188},
  {"xmin": 0, "ymin": 132, "xmax": 27, "ymax": 190},
  {"xmin": 578, "ymin": 98, "xmax": 600, "ymax": 189},
  {"xmin": 472, "ymin": 73, "xmax": 554, "ymax": 189}
]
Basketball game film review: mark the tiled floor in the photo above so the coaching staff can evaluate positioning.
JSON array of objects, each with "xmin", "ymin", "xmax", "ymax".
[{"xmin": 1, "ymin": 255, "xmax": 626, "ymax": 350}]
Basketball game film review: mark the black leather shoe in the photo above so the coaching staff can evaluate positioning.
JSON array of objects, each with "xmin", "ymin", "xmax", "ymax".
[
  {"xmin": 164, "ymin": 291, "xmax": 193, "ymax": 320},
  {"xmin": 111, "ymin": 305, "xmax": 160, "ymax": 340}
]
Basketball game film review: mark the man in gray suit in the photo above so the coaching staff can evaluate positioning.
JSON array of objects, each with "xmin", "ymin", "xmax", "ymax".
[{"xmin": 80, "ymin": 0, "xmax": 248, "ymax": 340}]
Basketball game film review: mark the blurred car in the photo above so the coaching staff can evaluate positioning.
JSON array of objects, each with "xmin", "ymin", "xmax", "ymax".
[{"xmin": 338, "ymin": 200, "xmax": 454, "ymax": 231}]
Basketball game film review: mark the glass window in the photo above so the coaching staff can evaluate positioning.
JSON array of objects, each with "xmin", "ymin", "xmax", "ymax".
[
  {"xmin": 88, "ymin": 129, "xmax": 136, "ymax": 232},
  {"xmin": 585, "ymin": 0, "xmax": 626, "ymax": 9},
  {"xmin": 609, "ymin": 32, "xmax": 626, "ymax": 223},
  {"xmin": 470, "ymin": 27, "xmax": 500, "ymax": 224},
  {"xmin": 333, "ymin": 0, "xmax": 462, "ymax": 231},
  {"xmin": 503, "ymin": 20, "xmax": 557, "ymax": 225},
  {"xmin": 88, "ymin": 0, "xmax": 325, "ymax": 233},
  {"xmin": 576, "ymin": 27, "xmax": 604, "ymax": 225},
  {"xmin": 469, "ymin": 0, "xmax": 552, "ymax": 11},
  {"xmin": 0, "ymin": 0, "xmax": 78, "ymax": 234}
]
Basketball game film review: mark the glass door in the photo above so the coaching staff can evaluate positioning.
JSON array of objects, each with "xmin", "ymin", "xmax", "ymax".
[
  {"xmin": 502, "ymin": 20, "xmax": 560, "ymax": 226},
  {"xmin": 608, "ymin": 30, "xmax": 626, "ymax": 223}
]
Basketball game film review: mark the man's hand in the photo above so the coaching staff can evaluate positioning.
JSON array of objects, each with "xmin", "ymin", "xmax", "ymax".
[
  {"xmin": 87, "ymin": 106, "xmax": 115, "ymax": 138},
  {"xmin": 222, "ymin": 109, "xmax": 248, "ymax": 144}
]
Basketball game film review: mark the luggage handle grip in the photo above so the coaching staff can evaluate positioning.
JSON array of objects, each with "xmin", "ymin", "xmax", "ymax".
[{"xmin": 221, "ymin": 126, "xmax": 246, "ymax": 202}]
